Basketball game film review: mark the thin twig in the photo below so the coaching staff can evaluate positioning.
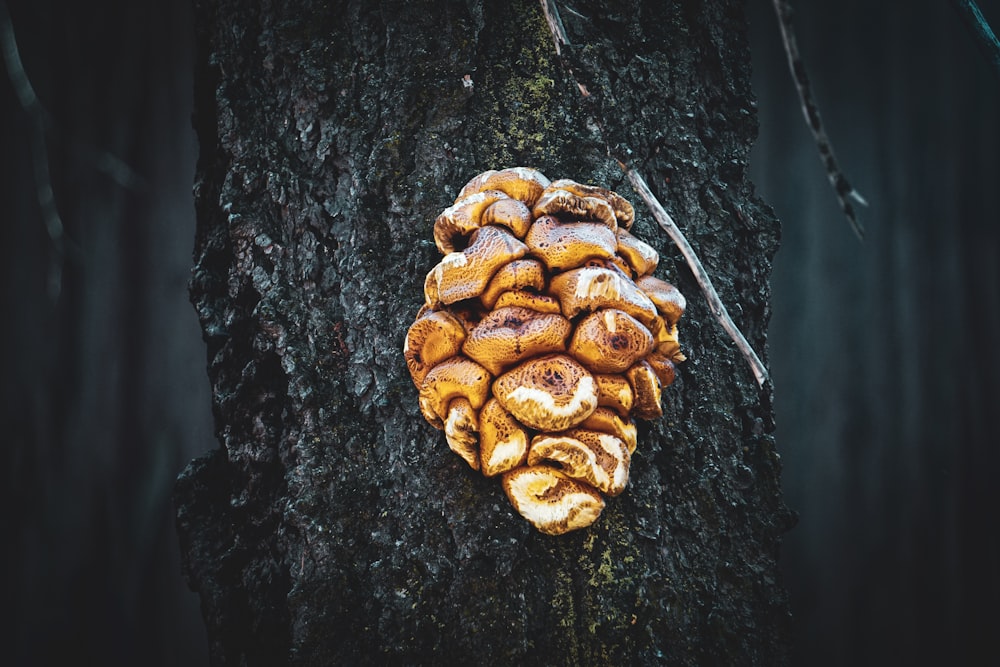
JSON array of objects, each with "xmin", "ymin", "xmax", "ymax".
[
  {"xmin": 625, "ymin": 167, "xmax": 770, "ymax": 387},
  {"xmin": 772, "ymin": 0, "xmax": 866, "ymax": 241},
  {"xmin": 950, "ymin": 0, "xmax": 1000, "ymax": 79},
  {"xmin": 539, "ymin": 0, "xmax": 570, "ymax": 55}
]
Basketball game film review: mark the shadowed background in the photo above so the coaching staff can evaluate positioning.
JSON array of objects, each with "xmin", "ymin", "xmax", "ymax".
[{"xmin": 2, "ymin": 0, "xmax": 997, "ymax": 665}]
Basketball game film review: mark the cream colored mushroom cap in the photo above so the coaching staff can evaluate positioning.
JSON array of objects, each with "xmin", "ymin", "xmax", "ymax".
[
  {"xmin": 493, "ymin": 353, "xmax": 598, "ymax": 432},
  {"xmin": 501, "ymin": 465, "xmax": 605, "ymax": 535}
]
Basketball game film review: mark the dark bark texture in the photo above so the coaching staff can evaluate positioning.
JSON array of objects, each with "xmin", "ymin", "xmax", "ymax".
[{"xmin": 176, "ymin": 0, "xmax": 792, "ymax": 664}]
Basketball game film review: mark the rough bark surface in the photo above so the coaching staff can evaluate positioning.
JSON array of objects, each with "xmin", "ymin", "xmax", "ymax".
[{"xmin": 175, "ymin": 0, "xmax": 792, "ymax": 664}]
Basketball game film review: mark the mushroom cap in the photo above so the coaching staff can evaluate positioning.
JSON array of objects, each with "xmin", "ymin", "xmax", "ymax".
[
  {"xmin": 479, "ymin": 398, "xmax": 529, "ymax": 477},
  {"xmin": 580, "ymin": 407, "xmax": 638, "ymax": 455},
  {"xmin": 427, "ymin": 225, "xmax": 528, "ymax": 306},
  {"xmin": 501, "ymin": 465, "xmax": 605, "ymax": 535},
  {"xmin": 482, "ymin": 197, "xmax": 533, "ymax": 240},
  {"xmin": 457, "ymin": 167, "xmax": 551, "ymax": 206},
  {"xmin": 616, "ymin": 228, "xmax": 659, "ymax": 277},
  {"xmin": 528, "ymin": 428, "xmax": 631, "ymax": 496},
  {"xmin": 546, "ymin": 178, "xmax": 635, "ymax": 229},
  {"xmin": 463, "ymin": 306, "xmax": 572, "ymax": 376},
  {"xmin": 548, "ymin": 266, "xmax": 658, "ymax": 327},
  {"xmin": 568, "ymin": 308, "xmax": 656, "ymax": 374},
  {"xmin": 593, "ymin": 373, "xmax": 635, "ymax": 417},
  {"xmin": 626, "ymin": 360, "xmax": 663, "ymax": 420},
  {"xmin": 403, "ymin": 309, "xmax": 467, "ymax": 387},
  {"xmin": 480, "ymin": 258, "xmax": 546, "ymax": 310},
  {"xmin": 444, "ymin": 397, "xmax": 480, "ymax": 470},
  {"xmin": 493, "ymin": 290, "xmax": 562, "ymax": 314},
  {"xmin": 645, "ymin": 350, "xmax": 677, "ymax": 388},
  {"xmin": 493, "ymin": 353, "xmax": 598, "ymax": 431},
  {"xmin": 649, "ymin": 315, "xmax": 685, "ymax": 363},
  {"xmin": 525, "ymin": 215, "xmax": 618, "ymax": 272},
  {"xmin": 532, "ymin": 188, "xmax": 618, "ymax": 231},
  {"xmin": 434, "ymin": 190, "xmax": 508, "ymax": 254},
  {"xmin": 418, "ymin": 356, "xmax": 492, "ymax": 426},
  {"xmin": 636, "ymin": 275, "xmax": 686, "ymax": 326}
]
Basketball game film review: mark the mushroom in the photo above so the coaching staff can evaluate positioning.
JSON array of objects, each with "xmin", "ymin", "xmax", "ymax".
[
  {"xmin": 636, "ymin": 275, "xmax": 686, "ymax": 327},
  {"xmin": 548, "ymin": 266, "xmax": 658, "ymax": 327},
  {"xmin": 434, "ymin": 190, "xmax": 509, "ymax": 254},
  {"xmin": 545, "ymin": 178, "xmax": 635, "ymax": 229},
  {"xmin": 616, "ymin": 228, "xmax": 659, "ymax": 277},
  {"xmin": 501, "ymin": 465, "xmax": 605, "ymax": 535},
  {"xmin": 444, "ymin": 397, "xmax": 479, "ymax": 470},
  {"xmin": 403, "ymin": 309, "xmax": 467, "ymax": 387},
  {"xmin": 462, "ymin": 306, "xmax": 572, "ymax": 376},
  {"xmin": 580, "ymin": 407, "xmax": 638, "ymax": 455},
  {"xmin": 479, "ymin": 398, "xmax": 529, "ymax": 477},
  {"xmin": 525, "ymin": 215, "xmax": 618, "ymax": 272},
  {"xmin": 493, "ymin": 353, "xmax": 598, "ymax": 431},
  {"xmin": 493, "ymin": 290, "xmax": 562, "ymax": 314},
  {"xmin": 593, "ymin": 373, "xmax": 635, "ymax": 417},
  {"xmin": 528, "ymin": 429, "xmax": 631, "ymax": 496},
  {"xmin": 482, "ymin": 197, "xmax": 533, "ymax": 240},
  {"xmin": 532, "ymin": 188, "xmax": 618, "ymax": 231},
  {"xmin": 644, "ymin": 350, "xmax": 677, "ymax": 388},
  {"xmin": 457, "ymin": 167, "xmax": 551, "ymax": 206},
  {"xmin": 480, "ymin": 258, "xmax": 546, "ymax": 309},
  {"xmin": 626, "ymin": 360, "xmax": 663, "ymax": 420},
  {"xmin": 567, "ymin": 308, "xmax": 656, "ymax": 373},
  {"xmin": 418, "ymin": 356, "xmax": 492, "ymax": 426},
  {"xmin": 427, "ymin": 225, "xmax": 528, "ymax": 305}
]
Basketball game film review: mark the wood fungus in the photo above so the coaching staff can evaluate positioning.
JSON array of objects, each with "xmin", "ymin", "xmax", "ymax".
[{"xmin": 404, "ymin": 168, "xmax": 686, "ymax": 535}]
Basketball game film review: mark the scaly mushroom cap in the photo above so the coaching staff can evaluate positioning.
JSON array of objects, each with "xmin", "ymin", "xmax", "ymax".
[
  {"xmin": 479, "ymin": 398, "xmax": 529, "ymax": 477},
  {"xmin": 528, "ymin": 429, "xmax": 631, "ymax": 497},
  {"xmin": 463, "ymin": 306, "xmax": 572, "ymax": 376},
  {"xmin": 649, "ymin": 315, "xmax": 685, "ymax": 364},
  {"xmin": 444, "ymin": 397, "xmax": 479, "ymax": 470},
  {"xmin": 434, "ymin": 190, "xmax": 508, "ymax": 254},
  {"xmin": 644, "ymin": 350, "xmax": 677, "ymax": 388},
  {"xmin": 580, "ymin": 407, "xmax": 638, "ymax": 455},
  {"xmin": 457, "ymin": 167, "xmax": 551, "ymax": 206},
  {"xmin": 501, "ymin": 465, "xmax": 605, "ymax": 535},
  {"xmin": 493, "ymin": 353, "xmax": 598, "ymax": 431},
  {"xmin": 532, "ymin": 188, "xmax": 618, "ymax": 231},
  {"xmin": 418, "ymin": 356, "xmax": 492, "ymax": 426},
  {"xmin": 616, "ymin": 228, "xmax": 659, "ymax": 277},
  {"xmin": 427, "ymin": 225, "xmax": 527, "ymax": 306},
  {"xmin": 568, "ymin": 308, "xmax": 656, "ymax": 374},
  {"xmin": 482, "ymin": 197, "xmax": 533, "ymax": 240},
  {"xmin": 480, "ymin": 258, "xmax": 546, "ymax": 309},
  {"xmin": 525, "ymin": 215, "xmax": 618, "ymax": 272},
  {"xmin": 627, "ymin": 360, "xmax": 663, "ymax": 420},
  {"xmin": 546, "ymin": 178, "xmax": 635, "ymax": 229},
  {"xmin": 593, "ymin": 373, "xmax": 635, "ymax": 417},
  {"xmin": 548, "ymin": 266, "xmax": 658, "ymax": 327},
  {"xmin": 636, "ymin": 275, "xmax": 686, "ymax": 327},
  {"xmin": 403, "ymin": 310, "xmax": 467, "ymax": 387},
  {"xmin": 493, "ymin": 290, "xmax": 562, "ymax": 314}
]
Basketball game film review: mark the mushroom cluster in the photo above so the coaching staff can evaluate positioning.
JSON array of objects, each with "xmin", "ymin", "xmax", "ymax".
[{"xmin": 404, "ymin": 168, "xmax": 685, "ymax": 535}]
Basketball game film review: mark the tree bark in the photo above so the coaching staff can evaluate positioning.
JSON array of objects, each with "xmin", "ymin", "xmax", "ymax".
[{"xmin": 175, "ymin": 0, "xmax": 792, "ymax": 664}]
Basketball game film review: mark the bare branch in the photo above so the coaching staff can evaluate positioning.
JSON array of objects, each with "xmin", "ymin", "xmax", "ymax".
[
  {"xmin": 539, "ymin": 0, "xmax": 570, "ymax": 55},
  {"xmin": 625, "ymin": 167, "xmax": 770, "ymax": 387},
  {"xmin": 772, "ymin": 0, "xmax": 866, "ymax": 241},
  {"xmin": 950, "ymin": 0, "xmax": 1000, "ymax": 79}
]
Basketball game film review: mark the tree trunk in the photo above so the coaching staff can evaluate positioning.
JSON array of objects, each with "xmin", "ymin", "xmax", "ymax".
[{"xmin": 175, "ymin": 0, "xmax": 792, "ymax": 664}]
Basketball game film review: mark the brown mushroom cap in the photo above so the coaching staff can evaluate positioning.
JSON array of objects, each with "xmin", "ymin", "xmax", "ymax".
[
  {"xmin": 626, "ymin": 360, "xmax": 663, "ymax": 420},
  {"xmin": 568, "ymin": 308, "xmax": 655, "ymax": 374},
  {"xmin": 548, "ymin": 266, "xmax": 658, "ymax": 327},
  {"xmin": 428, "ymin": 225, "xmax": 528, "ymax": 306},
  {"xmin": 545, "ymin": 178, "xmax": 635, "ymax": 229},
  {"xmin": 528, "ymin": 428, "xmax": 630, "ymax": 496},
  {"xmin": 479, "ymin": 398, "xmax": 528, "ymax": 477},
  {"xmin": 493, "ymin": 353, "xmax": 598, "ymax": 431},
  {"xmin": 532, "ymin": 188, "xmax": 618, "ymax": 231},
  {"xmin": 493, "ymin": 290, "xmax": 562, "ymax": 314},
  {"xmin": 649, "ymin": 315, "xmax": 685, "ymax": 363},
  {"xmin": 434, "ymin": 190, "xmax": 508, "ymax": 254},
  {"xmin": 418, "ymin": 356, "xmax": 492, "ymax": 427},
  {"xmin": 403, "ymin": 310, "xmax": 467, "ymax": 387},
  {"xmin": 580, "ymin": 407, "xmax": 638, "ymax": 455},
  {"xmin": 457, "ymin": 167, "xmax": 551, "ymax": 206},
  {"xmin": 462, "ymin": 306, "xmax": 572, "ymax": 376},
  {"xmin": 501, "ymin": 465, "xmax": 605, "ymax": 535},
  {"xmin": 645, "ymin": 350, "xmax": 677, "ymax": 388},
  {"xmin": 525, "ymin": 215, "xmax": 618, "ymax": 272},
  {"xmin": 480, "ymin": 258, "xmax": 546, "ymax": 310},
  {"xmin": 636, "ymin": 275, "xmax": 686, "ymax": 327},
  {"xmin": 616, "ymin": 228, "xmax": 659, "ymax": 277},
  {"xmin": 444, "ymin": 397, "xmax": 480, "ymax": 470},
  {"xmin": 593, "ymin": 373, "xmax": 634, "ymax": 417},
  {"xmin": 482, "ymin": 197, "xmax": 533, "ymax": 240}
]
